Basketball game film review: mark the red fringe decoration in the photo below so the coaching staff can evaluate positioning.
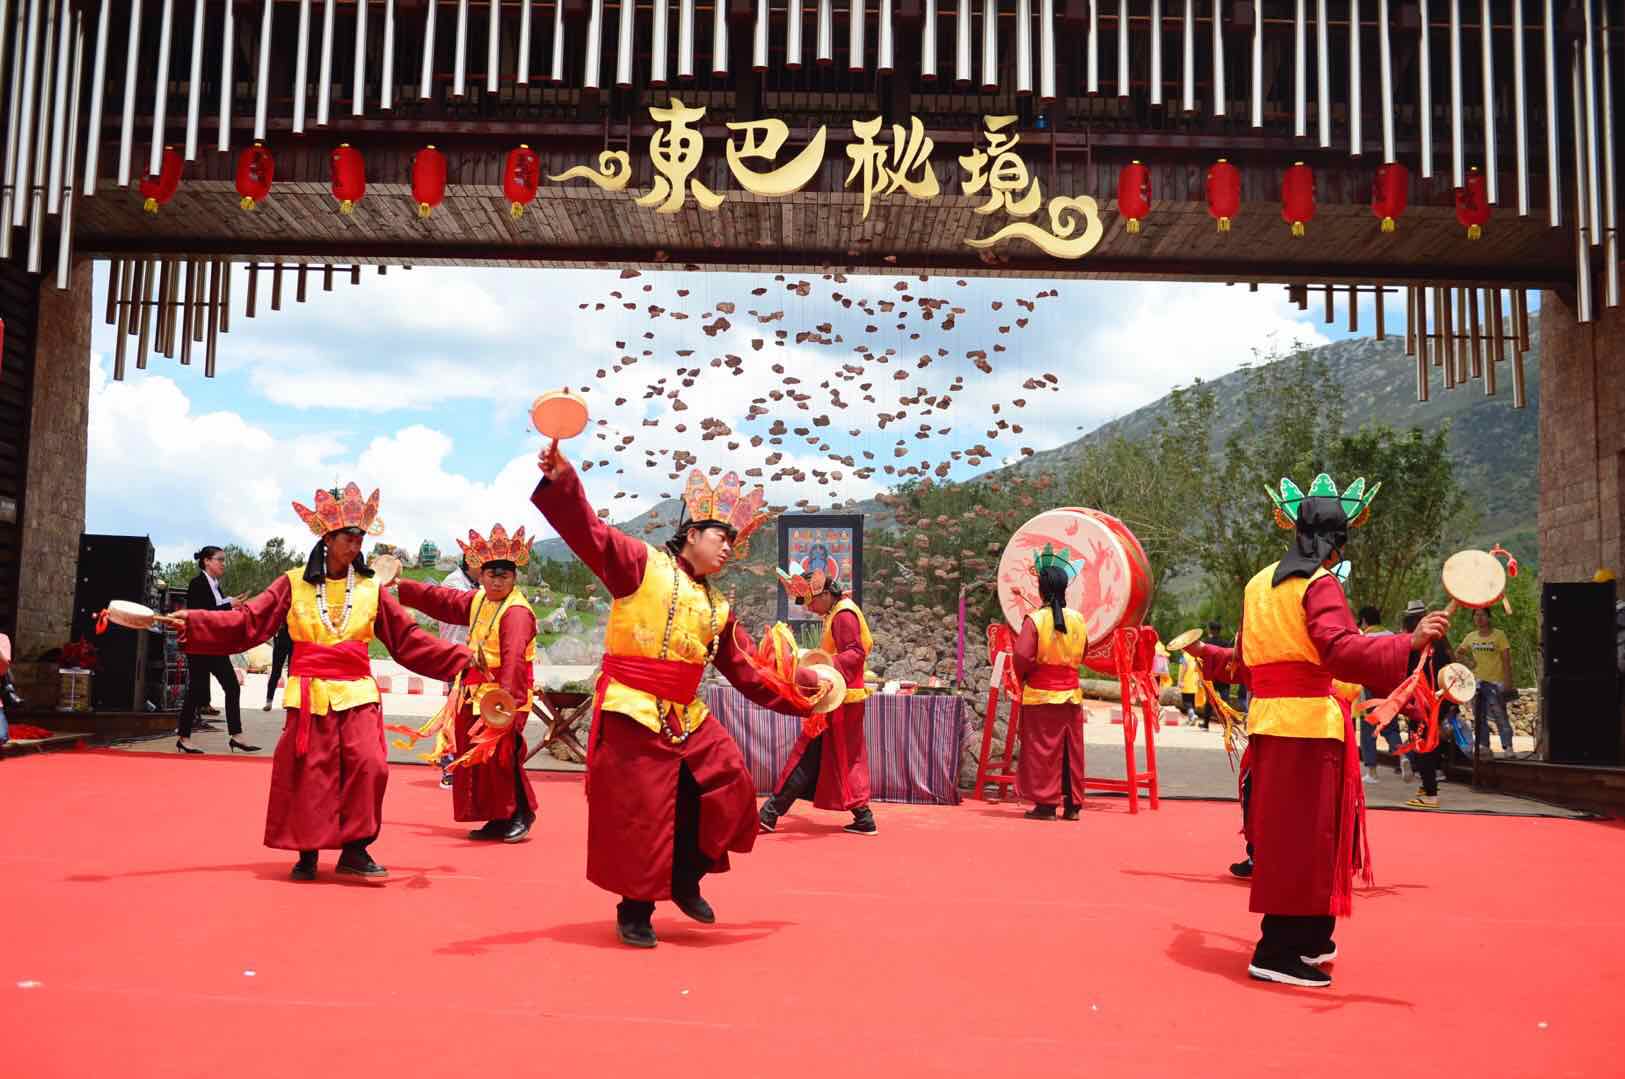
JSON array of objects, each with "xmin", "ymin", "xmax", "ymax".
[{"xmin": 6, "ymin": 723, "xmax": 54, "ymax": 740}]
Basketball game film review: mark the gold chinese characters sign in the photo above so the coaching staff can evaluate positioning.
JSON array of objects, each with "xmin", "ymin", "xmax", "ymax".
[{"xmin": 545, "ymin": 99, "xmax": 1104, "ymax": 261}]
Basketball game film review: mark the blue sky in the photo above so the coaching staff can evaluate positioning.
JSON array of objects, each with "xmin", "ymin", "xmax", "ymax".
[{"xmin": 85, "ymin": 262, "xmax": 1403, "ymax": 564}]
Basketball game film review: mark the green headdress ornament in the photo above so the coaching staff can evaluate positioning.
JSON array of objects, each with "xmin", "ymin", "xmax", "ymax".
[
  {"xmin": 1032, "ymin": 543, "xmax": 1082, "ymax": 580},
  {"xmin": 1265, "ymin": 473, "xmax": 1381, "ymax": 530}
]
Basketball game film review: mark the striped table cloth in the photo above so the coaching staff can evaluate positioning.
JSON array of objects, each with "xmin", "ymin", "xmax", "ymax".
[{"xmin": 704, "ymin": 686, "xmax": 966, "ymax": 805}]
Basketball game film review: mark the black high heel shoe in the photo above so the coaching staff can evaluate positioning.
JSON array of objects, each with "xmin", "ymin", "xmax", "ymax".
[
  {"xmin": 229, "ymin": 738, "xmax": 262, "ymax": 753},
  {"xmin": 176, "ymin": 739, "xmax": 204, "ymax": 755}
]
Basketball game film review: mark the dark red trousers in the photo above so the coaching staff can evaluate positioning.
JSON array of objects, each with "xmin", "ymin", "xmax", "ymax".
[
  {"xmin": 1016, "ymin": 701, "xmax": 1087, "ymax": 807},
  {"xmin": 264, "ymin": 703, "xmax": 389, "ymax": 852}
]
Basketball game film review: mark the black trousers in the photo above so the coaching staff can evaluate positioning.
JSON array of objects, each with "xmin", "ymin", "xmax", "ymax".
[
  {"xmin": 618, "ymin": 763, "xmax": 708, "ymax": 925},
  {"xmin": 1240, "ymin": 769, "xmax": 1254, "ymax": 858},
  {"xmin": 1256, "ymin": 914, "xmax": 1336, "ymax": 964},
  {"xmin": 179, "ymin": 654, "xmax": 241, "ymax": 737},
  {"xmin": 767, "ymin": 735, "xmax": 872, "ymax": 818},
  {"xmin": 265, "ymin": 634, "xmax": 292, "ymax": 703}
]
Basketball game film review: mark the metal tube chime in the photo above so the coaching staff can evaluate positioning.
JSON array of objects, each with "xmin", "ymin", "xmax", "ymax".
[
  {"xmin": 295, "ymin": 0, "xmax": 312, "ymax": 131},
  {"xmin": 751, "ymin": 0, "xmax": 767, "ymax": 72},
  {"xmin": 1315, "ymin": 0, "xmax": 1329, "ymax": 146},
  {"xmin": 382, "ymin": 0, "xmax": 395, "ymax": 106},
  {"xmin": 711, "ymin": 0, "xmax": 728, "ymax": 76},
  {"xmin": 1486, "ymin": 290, "xmax": 1503, "ymax": 396},
  {"xmin": 1294, "ymin": 0, "xmax": 1306, "ymax": 137},
  {"xmin": 1479, "ymin": 0, "xmax": 1495, "ymax": 202},
  {"xmin": 955, "ymin": 0, "xmax": 969, "ymax": 83},
  {"xmin": 487, "ymin": 0, "xmax": 500, "ymax": 94},
  {"xmin": 680, "ymin": 0, "xmax": 697, "ymax": 77},
  {"xmin": 981, "ymin": 0, "xmax": 997, "ymax": 90},
  {"xmin": 1467, "ymin": 287, "xmax": 1482, "ymax": 379},
  {"xmin": 206, "ymin": 260, "xmax": 222, "ymax": 377},
  {"xmin": 1250, "ymin": 0, "xmax": 1260, "ymax": 125},
  {"xmin": 619, "ymin": 0, "xmax": 637, "ymax": 85},
  {"xmin": 46, "ymin": 0, "xmax": 69, "ymax": 213},
  {"xmin": 1378, "ymin": 0, "xmax": 1394, "ymax": 159},
  {"xmin": 1015, "ymin": 0, "xmax": 1031, "ymax": 94},
  {"xmin": 1150, "ymin": 0, "xmax": 1162, "ymax": 106},
  {"xmin": 552, "ymin": 0, "xmax": 566, "ymax": 81},
  {"xmin": 1182, "ymin": 0, "xmax": 1194, "ymax": 112},
  {"xmin": 879, "ymin": 0, "xmax": 894, "ymax": 73},
  {"xmin": 0, "ymin": 0, "xmax": 13, "ymax": 238},
  {"xmin": 1511, "ymin": 291, "xmax": 1527, "ymax": 407},
  {"xmin": 184, "ymin": 0, "xmax": 204, "ymax": 158},
  {"xmin": 1405, "ymin": 286, "xmax": 1417, "ymax": 357},
  {"xmin": 27, "ymin": 0, "xmax": 54, "ymax": 270},
  {"xmin": 1347, "ymin": 0, "xmax": 1360, "ymax": 154},
  {"xmin": 1448, "ymin": 0, "xmax": 1462, "ymax": 186},
  {"xmin": 517, "ymin": 0, "xmax": 531, "ymax": 83},
  {"xmin": 1602, "ymin": 1, "xmax": 1619, "ymax": 307},
  {"xmin": 1512, "ymin": 0, "xmax": 1528, "ymax": 214},
  {"xmin": 1087, "ymin": 0, "xmax": 1097, "ymax": 92},
  {"xmin": 852, "ymin": 0, "xmax": 867, "ymax": 73},
  {"xmin": 421, "ymin": 0, "xmax": 438, "ymax": 97},
  {"xmin": 455, "ymin": 0, "xmax": 469, "ymax": 94},
  {"xmin": 1542, "ymin": 0, "xmax": 1559, "ymax": 226},
  {"xmin": 1211, "ymin": 0, "xmax": 1223, "ymax": 115},
  {"xmin": 52, "ymin": 5, "xmax": 80, "ymax": 288},
  {"xmin": 584, "ymin": 0, "xmax": 602, "ymax": 87},
  {"xmin": 1038, "ymin": 0, "xmax": 1054, "ymax": 100},
  {"xmin": 254, "ymin": 0, "xmax": 272, "ymax": 139},
  {"xmin": 1413, "ymin": 288, "xmax": 1430, "ymax": 401},
  {"xmin": 1117, "ymin": 0, "xmax": 1128, "ymax": 98},
  {"xmin": 1418, "ymin": 0, "xmax": 1432, "ymax": 178},
  {"xmin": 319, "ymin": 0, "xmax": 336, "ymax": 122},
  {"xmin": 1571, "ymin": 41, "xmax": 1592, "ymax": 322},
  {"xmin": 1582, "ymin": 0, "xmax": 1601, "ymax": 247},
  {"xmin": 82, "ymin": 0, "xmax": 107, "ymax": 193},
  {"xmin": 652, "ymin": 0, "xmax": 669, "ymax": 81},
  {"xmin": 116, "ymin": 0, "xmax": 136, "ymax": 185},
  {"xmin": 787, "ymin": 0, "xmax": 803, "ymax": 71},
  {"xmin": 149, "ymin": 0, "xmax": 172, "ymax": 178}
]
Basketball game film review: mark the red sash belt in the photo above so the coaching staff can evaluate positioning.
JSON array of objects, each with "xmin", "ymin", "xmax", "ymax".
[
  {"xmin": 288, "ymin": 640, "xmax": 372, "ymax": 755},
  {"xmin": 594, "ymin": 654, "xmax": 706, "ymax": 742},
  {"xmin": 1025, "ymin": 664, "xmax": 1081, "ymax": 691},
  {"xmin": 1248, "ymin": 661, "xmax": 1332, "ymax": 699}
]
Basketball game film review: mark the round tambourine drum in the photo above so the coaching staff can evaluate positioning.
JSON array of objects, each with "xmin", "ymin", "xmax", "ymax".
[
  {"xmin": 996, "ymin": 507, "xmax": 1154, "ymax": 675},
  {"xmin": 1441, "ymin": 548, "xmax": 1509, "ymax": 612},
  {"xmin": 530, "ymin": 389, "xmax": 590, "ymax": 441},
  {"xmin": 1437, "ymin": 662, "xmax": 1478, "ymax": 705},
  {"xmin": 103, "ymin": 600, "xmax": 172, "ymax": 630}
]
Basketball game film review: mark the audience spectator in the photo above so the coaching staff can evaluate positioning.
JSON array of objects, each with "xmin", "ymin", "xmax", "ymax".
[
  {"xmin": 1403, "ymin": 601, "xmax": 1457, "ymax": 809},
  {"xmin": 1356, "ymin": 605, "xmax": 1407, "ymax": 781},
  {"xmin": 1456, "ymin": 607, "xmax": 1514, "ymax": 757},
  {"xmin": 178, "ymin": 547, "xmax": 259, "ymax": 755},
  {"xmin": 262, "ymin": 623, "xmax": 293, "ymax": 711}
]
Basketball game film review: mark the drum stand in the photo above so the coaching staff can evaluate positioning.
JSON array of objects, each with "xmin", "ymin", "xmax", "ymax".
[
  {"xmin": 972, "ymin": 649, "xmax": 1023, "ymax": 801},
  {"xmin": 525, "ymin": 668, "xmax": 599, "ymax": 765},
  {"xmin": 1081, "ymin": 626, "xmax": 1162, "ymax": 813}
]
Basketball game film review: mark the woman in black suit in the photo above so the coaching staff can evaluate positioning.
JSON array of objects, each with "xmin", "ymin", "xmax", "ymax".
[{"xmin": 177, "ymin": 547, "xmax": 259, "ymax": 754}]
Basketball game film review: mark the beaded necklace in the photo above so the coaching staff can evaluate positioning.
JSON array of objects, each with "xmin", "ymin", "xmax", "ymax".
[
  {"xmin": 314, "ymin": 564, "xmax": 356, "ymax": 637},
  {"xmin": 657, "ymin": 550, "xmax": 720, "ymax": 665}
]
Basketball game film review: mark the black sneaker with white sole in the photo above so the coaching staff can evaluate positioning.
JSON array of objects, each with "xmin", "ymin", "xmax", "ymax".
[
  {"xmin": 1301, "ymin": 944, "xmax": 1338, "ymax": 967},
  {"xmin": 1247, "ymin": 955, "xmax": 1333, "ymax": 988},
  {"xmin": 843, "ymin": 809, "xmax": 878, "ymax": 836}
]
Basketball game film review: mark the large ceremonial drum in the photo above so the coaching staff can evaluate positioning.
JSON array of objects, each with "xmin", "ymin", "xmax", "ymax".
[{"xmin": 997, "ymin": 507, "xmax": 1154, "ymax": 675}]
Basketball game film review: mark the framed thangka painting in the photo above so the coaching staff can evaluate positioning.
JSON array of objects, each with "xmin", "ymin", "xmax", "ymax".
[{"xmin": 775, "ymin": 514, "xmax": 864, "ymax": 623}]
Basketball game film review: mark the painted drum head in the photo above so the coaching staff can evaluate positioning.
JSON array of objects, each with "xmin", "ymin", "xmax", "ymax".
[
  {"xmin": 1441, "ymin": 549, "xmax": 1507, "ymax": 609},
  {"xmin": 997, "ymin": 507, "xmax": 1153, "ymax": 675},
  {"xmin": 530, "ymin": 389, "xmax": 590, "ymax": 440},
  {"xmin": 105, "ymin": 600, "xmax": 159, "ymax": 629},
  {"xmin": 1438, "ymin": 663, "xmax": 1478, "ymax": 705},
  {"xmin": 1165, "ymin": 627, "xmax": 1204, "ymax": 653}
]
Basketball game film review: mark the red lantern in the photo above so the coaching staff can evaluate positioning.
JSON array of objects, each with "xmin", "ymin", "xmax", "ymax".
[
  {"xmin": 330, "ymin": 144, "xmax": 366, "ymax": 214},
  {"xmin": 1371, "ymin": 161, "xmax": 1409, "ymax": 233},
  {"xmin": 1281, "ymin": 161, "xmax": 1316, "ymax": 237},
  {"xmin": 412, "ymin": 145, "xmax": 447, "ymax": 218},
  {"xmin": 1117, "ymin": 160, "xmax": 1151, "ymax": 234},
  {"xmin": 138, "ymin": 147, "xmax": 182, "ymax": 214},
  {"xmin": 504, "ymin": 144, "xmax": 542, "ymax": 219},
  {"xmin": 1206, "ymin": 158, "xmax": 1241, "ymax": 233},
  {"xmin": 235, "ymin": 142, "xmax": 274, "ymax": 211},
  {"xmin": 1455, "ymin": 167, "xmax": 1490, "ymax": 239}
]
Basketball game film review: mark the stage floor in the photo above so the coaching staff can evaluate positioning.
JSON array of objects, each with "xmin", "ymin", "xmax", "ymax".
[{"xmin": 5, "ymin": 751, "xmax": 1621, "ymax": 1077}]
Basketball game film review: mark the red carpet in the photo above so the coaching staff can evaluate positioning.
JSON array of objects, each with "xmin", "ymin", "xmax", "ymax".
[{"xmin": 5, "ymin": 750, "xmax": 1621, "ymax": 1077}]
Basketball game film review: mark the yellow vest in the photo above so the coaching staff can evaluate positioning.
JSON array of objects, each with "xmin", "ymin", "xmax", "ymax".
[
  {"xmin": 819, "ymin": 597, "xmax": 874, "ymax": 703},
  {"xmin": 467, "ymin": 588, "xmax": 537, "ymax": 714},
  {"xmin": 601, "ymin": 544, "xmax": 731, "ymax": 736},
  {"xmin": 279, "ymin": 568, "xmax": 380, "ymax": 716},
  {"xmin": 1021, "ymin": 607, "xmax": 1088, "ymax": 706},
  {"xmin": 1240, "ymin": 562, "xmax": 1346, "ymax": 740}
]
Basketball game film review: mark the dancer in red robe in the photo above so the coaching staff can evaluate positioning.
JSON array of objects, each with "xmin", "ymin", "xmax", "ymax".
[
  {"xmin": 531, "ymin": 444, "xmax": 820, "ymax": 947},
  {"xmin": 1187, "ymin": 474, "xmax": 1448, "ymax": 987},
  {"xmin": 176, "ymin": 484, "xmax": 472, "ymax": 882},
  {"xmin": 393, "ymin": 524, "xmax": 539, "ymax": 843},
  {"xmin": 1011, "ymin": 545, "xmax": 1089, "ymax": 820},
  {"xmin": 759, "ymin": 561, "xmax": 877, "ymax": 836}
]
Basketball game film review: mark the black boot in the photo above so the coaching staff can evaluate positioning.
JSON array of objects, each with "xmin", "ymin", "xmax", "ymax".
[
  {"xmin": 290, "ymin": 850, "xmax": 318, "ymax": 881},
  {"xmin": 758, "ymin": 800, "xmax": 781, "ymax": 834},
  {"xmin": 843, "ymin": 805, "xmax": 878, "ymax": 836},
  {"xmin": 335, "ymin": 844, "xmax": 388, "ymax": 881},
  {"xmin": 1061, "ymin": 801, "xmax": 1082, "ymax": 821},
  {"xmin": 468, "ymin": 820, "xmax": 508, "ymax": 840},
  {"xmin": 1248, "ymin": 916, "xmax": 1331, "ymax": 988},
  {"xmin": 1229, "ymin": 857, "xmax": 1254, "ymax": 879},
  {"xmin": 499, "ymin": 806, "xmax": 535, "ymax": 844},
  {"xmin": 616, "ymin": 899, "xmax": 657, "ymax": 948},
  {"xmin": 1024, "ymin": 804, "xmax": 1058, "ymax": 820}
]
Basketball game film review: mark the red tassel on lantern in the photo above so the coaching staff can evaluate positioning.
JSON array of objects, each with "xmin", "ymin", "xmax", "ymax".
[
  {"xmin": 412, "ymin": 145, "xmax": 447, "ymax": 218},
  {"xmin": 1117, "ymin": 160, "xmax": 1151, "ymax": 235},
  {"xmin": 504, "ymin": 145, "xmax": 542, "ymax": 219},
  {"xmin": 138, "ymin": 147, "xmax": 182, "ymax": 214},
  {"xmin": 330, "ymin": 144, "xmax": 366, "ymax": 214},
  {"xmin": 1455, "ymin": 167, "xmax": 1490, "ymax": 239},
  {"xmin": 1371, "ymin": 162, "xmax": 1409, "ymax": 233},
  {"xmin": 1281, "ymin": 161, "xmax": 1316, "ymax": 237},
  {"xmin": 235, "ymin": 142, "xmax": 274, "ymax": 211},
  {"xmin": 1206, "ymin": 158, "xmax": 1241, "ymax": 233}
]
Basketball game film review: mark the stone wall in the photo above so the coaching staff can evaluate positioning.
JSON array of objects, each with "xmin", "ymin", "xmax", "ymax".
[
  {"xmin": 1538, "ymin": 293, "xmax": 1625, "ymax": 582},
  {"xmin": 15, "ymin": 260, "xmax": 92, "ymax": 659}
]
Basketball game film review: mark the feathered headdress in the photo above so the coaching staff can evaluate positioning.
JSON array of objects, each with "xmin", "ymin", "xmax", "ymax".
[
  {"xmin": 680, "ymin": 469, "xmax": 770, "ymax": 557},
  {"xmin": 1029, "ymin": 542, "xmax": 1082, "ymax": 579},
  {"xmin": 292, "ymin": 482, "xmax": 384, "ymax": 537},
  {"xmin": 457, "ymin": 524, "xmax": 530, "ymax": 573},
  {"xmin": 1266, "ymin": 473, "xmax": 1380, "ymax": 530}
]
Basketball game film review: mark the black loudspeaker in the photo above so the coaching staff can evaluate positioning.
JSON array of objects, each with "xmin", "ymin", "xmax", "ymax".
[
  {"xmin": 71, "ymin": 534, "xmax": 155, "ymax": 711},
  {"xmin": 1541, "ymin": 582, "xmax": 1617, "ymax": 677},
  {"xmin": 1543, "ymin": 676, "xmax": 1622, "ymax": 765}
]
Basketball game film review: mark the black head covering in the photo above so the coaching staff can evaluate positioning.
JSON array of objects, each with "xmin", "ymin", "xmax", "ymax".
[{"xmin": 1272, "ymin": 496, "xmax": 1350, "ymax": 587}]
